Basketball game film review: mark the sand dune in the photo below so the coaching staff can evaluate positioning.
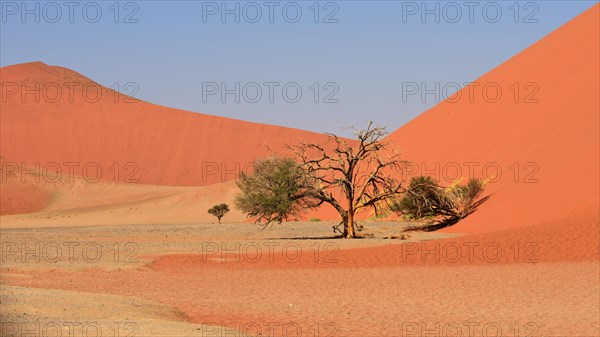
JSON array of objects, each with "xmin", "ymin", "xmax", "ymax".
[
  {"xmin": 386, "ymin": 4, "xmax": 599, "ymax": 234},
  {"xmin": 2, "ymin": 5, "xmax": 598, "ymax": 233},
  {"xmin": 0, "ymin": 61, "xmax": 334, "ymax": 189},
  {"xmin": 0, "ymin": 62, "xmax": 342, "ymax": 219},
  {"xmin": 0, "ymin": 156, "xmax": 248, "ymax": 226},
  {"xmin": 0, "ymin": 166, "xmax": 51, "ymax": 215},
  {"xmin": 1, "ymin": 5, "xmax": 599, "ymax": 336}
]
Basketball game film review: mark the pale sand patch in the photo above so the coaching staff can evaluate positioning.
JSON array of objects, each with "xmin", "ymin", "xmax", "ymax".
[{"xmin": 0, "ymin": 285, "xmax": 251, "ymax": 337}]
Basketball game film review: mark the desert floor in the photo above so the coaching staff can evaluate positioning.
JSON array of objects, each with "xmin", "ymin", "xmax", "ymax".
[{"xmin": 1, "ymin": 221, "xmax": 598, "ymax": 337}]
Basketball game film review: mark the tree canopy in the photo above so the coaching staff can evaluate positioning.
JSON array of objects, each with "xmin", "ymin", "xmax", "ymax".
[
  {"xmin": 208, "ymin": 203, "xmax": 230, "ymax": 223},
  {"xmin": 236, "ymin": 122, "xmax": 405, "ymax": 238}
]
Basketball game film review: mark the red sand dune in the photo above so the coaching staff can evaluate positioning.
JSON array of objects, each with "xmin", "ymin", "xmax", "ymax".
[
  {"xmin": 0, "ymin": 157, "xmax": 52, "ymax": 215},
  {"xmin": 0, "ymin": 151, "xmax": 251, "ymax": 225},
  {"xmin": 386, "ymin": 3, "xmax": 600, "ymax": 234},
  {"xmin": 0, "ymin": 62, "xmax": 334, "ymax": 188},
  {"xmin": 1, "ymin": 6, "xmax": 599, "ymax": 337},
  {"xmin": 1, "ymin": 5, "xmax": 599, "ymax": 235},
  {"xmin": 0, "ymin": 62, "xmax": 343, "ymax": 218}
]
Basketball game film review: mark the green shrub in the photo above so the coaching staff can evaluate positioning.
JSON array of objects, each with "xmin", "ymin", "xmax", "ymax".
[
  {"xmin": 208, "ymin": 203, "xmax": 230, "ymax": 223},
  {"xmin": 390, "ymin": 176, "xmax": 488, "ymax": 230}
]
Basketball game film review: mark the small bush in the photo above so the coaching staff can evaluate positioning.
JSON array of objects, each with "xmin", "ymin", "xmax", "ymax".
[
  {"xmin": 308, "ymin": 217, "xmax": 321, "ymax": 222},
  {"xmin": 390, "ymin": 176, "xmax": 488, "ymax": 231},
  {"xmin": 208, "ymin": 203, "xmax": 230, "ymax": 224}
]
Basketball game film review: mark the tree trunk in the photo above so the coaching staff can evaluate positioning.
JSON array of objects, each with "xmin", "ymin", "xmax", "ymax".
[{"xmin": 345, "ymin": 204, "xmax": 356, "ymax": 238}]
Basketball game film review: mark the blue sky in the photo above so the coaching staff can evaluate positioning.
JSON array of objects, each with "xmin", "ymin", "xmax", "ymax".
[{"xmin": 1, "ymin": 1, "xmax": 597, "ymax": 136}]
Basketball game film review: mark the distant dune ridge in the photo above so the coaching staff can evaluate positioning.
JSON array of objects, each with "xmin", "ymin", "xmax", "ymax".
[
  {"xmin": 1, "ymin": 4, "xmax": 599, "ymax": 237},
  {"xmin": 0, "ymin": 61, "xmax": 333, "ymax": 188},
  {"xmin": 0, "ymin": 61, "xmax": 338, "ymax": 219}
]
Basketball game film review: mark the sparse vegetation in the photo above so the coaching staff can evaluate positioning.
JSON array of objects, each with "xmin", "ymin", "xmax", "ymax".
[
  {"xmin": 235, "ymin": 123, "xmax": 489, "ymax": 237},
  {"xmin": 308, "ymin": 217, "xmax": 321, "ymax": 222},
  {"xmin": 390, "ymin": 176, "xmax": 489, "ymax": 231},
  {"xmin": 208, "ymin": 203, "xmax": 230, "ymax": 224},
  {"xmin": 234, "ymin": 157, "xmax": 316, "ymax": 225},
  {"xmin": 235, "ymin": 122, "xmax": 405, "ymax": 238}
]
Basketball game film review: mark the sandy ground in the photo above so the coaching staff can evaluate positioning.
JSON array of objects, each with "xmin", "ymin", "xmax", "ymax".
[
  {"xmin": 0, "ymin": 5, "xmax": 598, "ymax": 337},
  {"xmin": 0, "ymin": 285, "xmax": 252, "ymax": 336},
  {"xmin": 1, "ymin": 221, "xmax": 598, "ymax": 337}
]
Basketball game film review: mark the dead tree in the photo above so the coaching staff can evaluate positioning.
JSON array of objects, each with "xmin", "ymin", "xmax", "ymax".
[{"xmin": 287, "ymin": 121, "xmax": 405, "ymax": 238}]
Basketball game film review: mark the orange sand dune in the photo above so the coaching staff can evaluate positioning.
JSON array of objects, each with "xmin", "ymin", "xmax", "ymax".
[
  {"xmin": 387, "ymin": 3, "xmax": 600, "ymax": 234},
  {"xmin": 0, "ymin": 157, "xmax": 336, "ymax": 224},
  {"xmin": 0, "ymin": 154, "xmax": 250, "ymax": 224},
  {"xmin": 0, "ymin": 180, "xmax": 51, "ymax": 215},
  {"xmin": 0, "ymin": 61, "xmax": 334, "ymax": 188},
  {"xmin": 0, "ymin": 157, "xmax": 54, "ymax": 215},
  {"xmin": 0, "ymin": 62, "xmax": 343, "ymax": 218},
  {"xmin": 2, "ymin": 5, "xmax": 598, "ymax": 233},
  {"xmin": 1, "ymin": 6, "xmax": 599, "ymax": 337},
  {"xmin": 0, "ymin": 161, "xmax": 249, "ymax": 226}
]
